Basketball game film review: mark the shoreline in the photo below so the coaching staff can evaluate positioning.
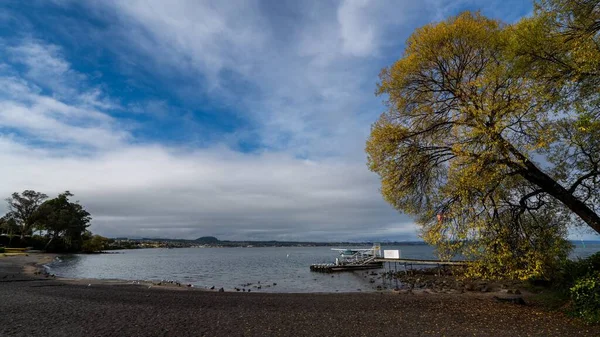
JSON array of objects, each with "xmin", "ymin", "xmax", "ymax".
[
  {"xmin": 1, "ymin": 253, "xmax": 598, "ymax": 336},
  {"xmin": 16, "ymin": 252, "xmax": 199, "ymax": 290},
  {"xmin": 5, "ymin": 252, "xmax": 534, "ymax": 296}
]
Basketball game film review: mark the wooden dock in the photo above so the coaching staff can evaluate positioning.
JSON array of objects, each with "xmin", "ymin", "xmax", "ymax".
[
  {"xmin": 374, "ymin": 258, "xmax": 469, "ymax": 266},
  {"xmin": 310, "ymin": 262, "xmax": 383, "ymax": 273}
]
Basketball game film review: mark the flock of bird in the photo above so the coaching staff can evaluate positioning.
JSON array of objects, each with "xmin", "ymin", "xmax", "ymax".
[{"xmin": 108, "ymin": 278, "xmax": 282, "ymax": 293}]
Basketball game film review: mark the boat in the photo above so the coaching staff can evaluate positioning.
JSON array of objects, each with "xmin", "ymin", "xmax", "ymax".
[{"xmin": 309, "ymin": 243, "xmax": 383, "ymax": 272}]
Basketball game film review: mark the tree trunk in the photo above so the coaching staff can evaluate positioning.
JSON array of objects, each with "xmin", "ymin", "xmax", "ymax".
[
  {"xmin": 498, "ymin": 135, "xmax": 600, "ymax": 234},
  {"xmin": 44, "ymin": 235, "xmax": 54, "ymax": 251},
  {"xmin": 521, "ymin": 166, "xmax": 600, "ymax": 234}
]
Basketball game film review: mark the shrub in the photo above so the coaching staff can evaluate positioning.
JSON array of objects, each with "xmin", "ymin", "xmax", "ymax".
[
  {"xmin": 81, "ymin": 235, "xmax": 108, "ymax": 253},
  {"xmin": 555, "ymin": 252, "xmax": 600, "ymax": 291},
  {"xmin": 0, "ymin": 247, "xmax": 4, "ymax": 253},
  {"xmin": 570, "ymin": 272, "xmax": 600, "ymax": 323}
]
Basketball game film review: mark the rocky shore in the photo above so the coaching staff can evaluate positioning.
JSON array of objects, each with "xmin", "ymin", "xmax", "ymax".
[
  {"xmin": 378, "ymin": 267, "xmax": 528, "ymax": 295},
  {"xmin": 0, "ymin": 253, "xmax": 598, "ymax": 336}
]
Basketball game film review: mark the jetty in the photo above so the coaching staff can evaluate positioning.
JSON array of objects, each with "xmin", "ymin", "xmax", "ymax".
[
  {"xmin": 309, "ymin": 263, "xmax": 382, "ymax": 272},
  {"xmin": 310, "ymin": 245, "xmax": 469, "ymax": 273}
]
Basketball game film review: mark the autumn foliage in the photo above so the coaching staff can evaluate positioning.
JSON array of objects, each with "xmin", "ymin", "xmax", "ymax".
[{"xmin": 367, "ymin": 1, "xmax": 600, "ymax": 279}]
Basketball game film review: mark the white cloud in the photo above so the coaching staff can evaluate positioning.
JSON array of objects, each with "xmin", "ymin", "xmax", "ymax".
[
  {"xmin": 0, "ymin": 1, "xmax": 544, "ymax": 241},
  {"xmin": 0, "ymin": 138, "xmax": 415, "ymax": 240},
  {"xmin": 0, "ymin": 37, "xmax": 416, "ymax": 240},
  {"xmin": 338, "ymin": 0, "xmax": 375, "ymax": 57}
]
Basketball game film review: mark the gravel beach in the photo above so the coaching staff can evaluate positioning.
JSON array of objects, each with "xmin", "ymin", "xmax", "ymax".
[{"xmin": 1, "ymin": 254, "xmax": 598, "ymax": 337}]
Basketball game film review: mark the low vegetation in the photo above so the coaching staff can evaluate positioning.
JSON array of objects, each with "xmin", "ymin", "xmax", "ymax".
[{"xmin": 554, "ymin": 253, "xmax": 600, "ymax": 323}]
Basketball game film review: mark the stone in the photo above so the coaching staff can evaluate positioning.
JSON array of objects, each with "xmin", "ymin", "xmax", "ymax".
[{"xmin": 493, "ymin": 296, "xmax": 526, "ymax": 305}]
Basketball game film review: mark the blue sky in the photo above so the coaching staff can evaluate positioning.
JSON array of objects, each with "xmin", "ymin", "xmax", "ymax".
[{"xmin": 1, "ymin": 0, "xmax": 594, "ymax": 241}]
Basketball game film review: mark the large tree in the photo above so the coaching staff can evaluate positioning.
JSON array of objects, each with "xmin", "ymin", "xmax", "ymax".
[
  {"xmin": 5, "ymin": 190, "xmax": 48, "ymax": 239},
  {"xmin": 366, "ymin": 9, "xmax": 599, "ymax": 277},
  {"xmin": 35, "ymin": 191, "xmax": 91, "ymax": 251}
]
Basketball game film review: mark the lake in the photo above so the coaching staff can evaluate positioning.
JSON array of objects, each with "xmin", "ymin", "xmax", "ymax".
[{"xmin": 46, "ymin": 243, "xmax": 600, "ymax": 293}]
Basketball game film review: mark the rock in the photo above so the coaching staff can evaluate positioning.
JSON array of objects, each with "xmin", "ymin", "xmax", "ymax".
[
  {"xmin": 480, "ymin": 286, "xmax": 490, "ymax": 293},
  {"xmin": 218, "ymin": 288, "xmax": 224, "ymax": 292},
  {"xmin": 514, "ymin": 289, "xmax": 521, "ymax": 295},
  {"xmin": 507, "ymin": 289, "xmax": 514, "ymax": 294},
  {"xmin": 493, "ymin": 296, "xmax": 526, "ymax": 305}
]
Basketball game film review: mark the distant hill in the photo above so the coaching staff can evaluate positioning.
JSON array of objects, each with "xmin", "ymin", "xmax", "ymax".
[{"xmin": 195, "ymin": 236, "xmax": 220, "ymax": 244}]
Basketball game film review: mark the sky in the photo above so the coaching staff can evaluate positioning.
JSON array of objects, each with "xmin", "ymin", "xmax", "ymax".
[{"xmin": 3, "ymin": 0, "xmax": 592, "ymax": 242}]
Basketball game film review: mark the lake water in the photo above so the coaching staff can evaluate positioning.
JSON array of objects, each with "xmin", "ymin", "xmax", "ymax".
[{"xmin": 46, "ymin": 243, "xmax": 600, "ymax": 293}]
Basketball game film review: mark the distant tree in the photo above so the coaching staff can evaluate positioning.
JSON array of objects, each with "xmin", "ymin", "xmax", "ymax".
[
  {"xmin": 0, "ymin": 216, "xmax": 19, "ymax": 246},
  {"xmin": 5, "ymin": 190, "xmax": 48, "ymax": 239},
  {"xmin": 35, "ymin": 191, "xmax": 91, "ymax": 252},
  {"xmin": 81, "ymin": 233, "xmax": 108, "ymax": 253}
]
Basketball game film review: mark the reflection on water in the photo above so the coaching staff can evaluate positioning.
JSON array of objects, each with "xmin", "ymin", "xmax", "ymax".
[{"xmin": 46, "ymin": 244, "xmax": 599, "ymax": 293}]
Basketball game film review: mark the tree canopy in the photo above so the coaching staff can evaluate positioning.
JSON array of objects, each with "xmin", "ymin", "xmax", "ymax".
[
  {"xmin": 367, "ymin": 2, "xmax": 600, "ymax": 279},
  {"xmin": 5, "ymin": 190, "xmax": 48, "ymax": 239},
  {"xmin": 35, "ymin": 191, "xmax": 92, "ymax": 251},
  {"xmin": 1, "ymin": 190, "xmax": 98, "ymax": 253}
]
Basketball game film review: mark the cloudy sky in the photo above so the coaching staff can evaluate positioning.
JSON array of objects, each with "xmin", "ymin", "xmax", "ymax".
[{"xmin": 0, "ymin": 0, "xmax": 567, "ymax": 241}]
